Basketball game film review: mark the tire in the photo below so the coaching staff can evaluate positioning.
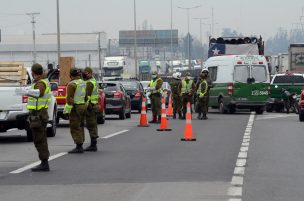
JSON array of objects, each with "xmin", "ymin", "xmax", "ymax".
[
  {"xmin": 275, "ymin": 106, "xmax": 283, "ymax": 113},
  {"xmin": 97, "ymin": 111, "xmax": 105, "ymax": 124},
  {"xmin": 119, "ymin": 109, "xmax": 126, "ymax": 120},
  {"xmin": 299, "ymin": 112, "xmax": 304, "ymax": 122},
  {"xmin": 47, "ymin": 109, "xmax": 57, "ymax": 137},
  {"xmin": 219, "ymin": 98, "xmax": 227, "ymax": 114},
  {"xmin": 266, "ymin": 105, "xmax": 273, "ymax": 112},
  {"xmin": 126, "ymin": 110, "xmax": 131, "ymax": 119},
  {"xmin": 255, "ymin": 107, "xmax": 264, "ymax": 115},
  {"xmin": 229, "ymin": 107, "xmax": 236, "ymax": 114}
]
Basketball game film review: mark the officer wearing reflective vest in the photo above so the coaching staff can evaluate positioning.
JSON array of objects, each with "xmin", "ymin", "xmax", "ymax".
[
  {"xmin": 179, "ymin": 72, "xmax": 196, "ymax": 119},
  {"xmin": 64, "ymin": 68, "xmax": 87, "ymax": 153},
  {"xmin": 197, "ymin": 73, "xmax": 208, "ymax": 120},
  {"xmin": 15, "ymin": 63, "xmax": 52, "ymax": 171},
  {"xmin": 148, "ymin": 71, "xmax": 163, "ymax": 123},
  {"xmin": 170, "ymin": 72, "xmax": 182, "ymax": 119},
  {"xmin": 82, "ymin": 67, "xmax": 99, "ymax": 152},
  {"xmin": 201, "ymin": 68, "xmax": 213, "ymax": 112}
]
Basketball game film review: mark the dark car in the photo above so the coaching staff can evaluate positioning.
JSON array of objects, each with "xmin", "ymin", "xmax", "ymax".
[
  {"xmin": 98, "ymin": 81, "xmax": 131, "ymax": 120},
  {"xmin": 120, "ymin": 80, "xmax": 146, "ymax": 113}
]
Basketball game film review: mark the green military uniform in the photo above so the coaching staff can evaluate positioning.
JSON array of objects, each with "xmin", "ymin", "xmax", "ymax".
[
  {"xmin": 64, "ymin": 69, "xmax": 86, "ymax": 153},
  {"xmin": 205, "ymin": 75, "xmax": 213, "ymax": 111},
  {"xmin": 179, "ymin": 77, "xmax": 196, "ymax": 119},
  {"xmin": 149, "ymin": 74, "xmax": 163, "ymax": 123},
  {"xmin": 197, "ymin": 76, "xmax": 208, "ymax": 120},
  {"xmin": 83, "ymin": 67, "xmax": 99, "ymax": 151},
  {"xmin": 170, "ymin": 78, "xmax": 182, "ymax": 119},
  {"xmin": 26, "ymin": 63, "xmax": 52, "ymax": 171}
]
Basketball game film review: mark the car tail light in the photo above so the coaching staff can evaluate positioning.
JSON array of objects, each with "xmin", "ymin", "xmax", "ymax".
[
  {"xmin": 22, "ymin": 96, "xmax": 28, "ymax": 103},
  {"xmin": 228, "ymin": 82, "xmax": 233, "ymax": 96},
  {"xmin": 237, "ymin": 61, "xmax": 242, "ymax": 64},
  {"xmin": 134, "ymin": 91, "xmax": 141, "ymax": 97},
  {"xmin": 114, "ymin": 91, "xmax": 123, "ymax": 98},
  {"xmin": 259, "ymin": 61, "xmax": 264, "ymax": 64},
  {"xmin": 301, "ymin": 92, "xmax": 304, "ymax": 100},
  {"xmin": 268, "ymin": 83, "xmax": 271, "ymax": 95}
]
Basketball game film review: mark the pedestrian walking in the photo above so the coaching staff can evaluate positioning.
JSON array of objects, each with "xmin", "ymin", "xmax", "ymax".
[
  {"xmin": 63, "ymin": 68, "xmax": 87, "ymax": 154},
  {"xmin": 148, "ymin": 71, "xmax": 163, "ymax": 123},
  {"xmin": 170, "ymin": 72, "xmax": 182, "ymax": 119},
  {"xmin": 82, "ymin": 67, "xmax": 99, "ymax": 151},
  {"xmin": 179, "ymin": 72, "xmax": 196, "ymax": 119}
]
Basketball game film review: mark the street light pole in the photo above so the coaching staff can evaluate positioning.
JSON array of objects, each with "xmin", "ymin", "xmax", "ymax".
[
  {"xmin": 170, "ymin": 0, "xmax": 173, "ymax": 60},
  {"xmin": 193, "ymin": 17, "xmax": 209, "ymax": 45},
  {"xmin": 98, "ymin": 32, "xmax": 102, "ymax": 80},
  {"xmin": 26, "ymin": 12, "xmax": 40, "ymax": 64},
  {"xmin": 177, "ymin": 5, "xmax": 201, "ymax": 73},
  {"xmin": 134, "ymin": 0, "xmax": 138, "ymax": 79},
  {"xmin": 56, "ymin": 0, "xmax": 61, "ymax": 68}
]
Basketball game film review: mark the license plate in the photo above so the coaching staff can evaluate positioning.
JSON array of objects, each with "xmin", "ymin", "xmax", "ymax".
[{"xmin": 57, "ymin": 104, "xmax": 65, "ymax": 109}]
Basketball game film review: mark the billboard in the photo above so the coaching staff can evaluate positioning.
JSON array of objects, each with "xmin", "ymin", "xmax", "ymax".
[{"xmin": 119, "ymin": 30, "xmax": 178, "ymax": 47}]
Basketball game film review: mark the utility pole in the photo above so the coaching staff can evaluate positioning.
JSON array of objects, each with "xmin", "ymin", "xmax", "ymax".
[
  {"xmin": 170, "ymin": 0, "xmax": 173, "ymax": 60},
  {"xmin": 97, "ymin": 32, "xmax": 102, "ymax": 80},
  {"xmin": 211, "ymin": 8, "xmax": 214, "ymax": 35},
  {"xmin": 26, "ymin": 12, "xmax": 40, "ymax": 64},
  {"xmin": 56, "ymin": 0, "xmax": 61, "ymax": 68},
  {"xmin": 134, "ymin": 0, "xmax": 138, "ymax": 79},
  {"xmin": 193, "ymin": 17, "xmax": 209, "ymax": 45}
]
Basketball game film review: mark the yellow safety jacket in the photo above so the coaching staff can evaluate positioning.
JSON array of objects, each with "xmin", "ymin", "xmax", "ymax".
[
  {"xmin": 197, "ymin": 80, "xmax": 208, "ymax": 98},
  {"xmin": 149, "ymin": 78, "xmax": 162, "ymax": 94},
  {"xmin": 86, "ymin": 78, "xmax": 98, "ymax": 104},
  {"xmin": 181, "ymin": 80, "xmax": 193, "ymax": 95},
  {"xmin": 63, "ymin": 79, "xmax": 86, "ymax": 114},
  {"xmin": 27, "ymin": 79, "xmax": 51, "ymax": 110}
]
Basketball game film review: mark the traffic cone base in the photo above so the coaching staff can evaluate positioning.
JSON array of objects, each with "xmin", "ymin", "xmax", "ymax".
[
  {"xmin": 181, "ymin": 138, "xmax": 197, "ymax": 141},
  {"xmin": 157, "ymin": 128, "xmax": 172, "ymax": 131},
  {"xmin": 156, "ymin": 96, "xmax": 172, "ymax": 132}
]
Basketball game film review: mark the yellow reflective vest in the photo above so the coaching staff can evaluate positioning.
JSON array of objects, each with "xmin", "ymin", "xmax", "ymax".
[
  {"xmin": 27, "ymin": 79, "xmax": 51, "ymax": 110},
  {"xmin": 86, "ymin": 78, "xmax": 98, "ymax": 104}
]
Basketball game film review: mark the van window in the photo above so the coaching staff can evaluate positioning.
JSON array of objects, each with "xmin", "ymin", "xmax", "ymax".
[
  {"xmin": 252, "ymin": 65, "xmax": 267, "ymax": 82},
  {"xmin": 208, "ymin": 66, "xmax": 218, "ymax": 81},
  {"xmin": 234, "ymin": 65, "xmax": 249, "ymax": 83}
]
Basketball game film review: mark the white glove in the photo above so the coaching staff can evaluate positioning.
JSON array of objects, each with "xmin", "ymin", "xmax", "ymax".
[
  {"xmin": 149, "ymin": 86, "xmax": 155, "ymax": 90},
  {"xmin": 27, "ymin": 89, "xmax": 40, "ymax": 98},
  {"xmin": 15, "ymin": 87, "xmax": 29, "ymax": 96}
]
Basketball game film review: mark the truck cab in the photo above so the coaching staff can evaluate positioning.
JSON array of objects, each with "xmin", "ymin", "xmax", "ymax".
[{"xmin": 103, "ymin": 56, "xmax": 126, "ymax": 80}]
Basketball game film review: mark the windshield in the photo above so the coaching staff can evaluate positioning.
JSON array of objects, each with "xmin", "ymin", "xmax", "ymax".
[
  {"xmin": 234, "ymin": 65, "xmax": 249, "ymax": 83},
  {"xmin": 273, "ymin": 75, "xmax": 304, "ymax": 84},
  {"xmin": 252, "ymin": 65, "xmax": 267, "ymax": 82},
  {"xmin": 100, "ymin": 83, "xmax": 118, "ymax": 91},
  {"xmin": 104, "ymin": 69, "xmax": 123, "ymax": 76},
  {"xmin": 121, "ymin": 82, "xmax": 138, "ymax": 90}
]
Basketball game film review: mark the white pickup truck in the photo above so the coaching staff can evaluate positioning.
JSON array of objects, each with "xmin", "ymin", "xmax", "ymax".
[{"xmin": 0, "ymin": 67, "xmax": 57, "ymax": 141}]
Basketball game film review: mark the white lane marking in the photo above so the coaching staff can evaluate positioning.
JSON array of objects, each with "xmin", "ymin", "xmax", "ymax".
[
  {"xmin": 228, "ymin": 186, "xmax": 242, "ymax": 196},
  {"xmin": 238, "ymin": 152, "xmax": 248, "ymax": 159},
  {"xmin": 241, "ymin": 142, "xmax": 249, "ymax": 146},
  {"xmin": 236, "ymin": 159, "xmax": 247, "ymax": 167},
  {"xmin": 231, "ymin": 176, "xmax": 244, "ymax": 185},
  {"xmin": 240, "ymin": 146, "xmax": 249, "ymax": 152},
  {"xmin": 102, "ymin": 130, "xmax": 129, "ymax": 139},
  {"xmin": 256, "ymin": 114, "xmax": 296, "ymax": 120},
  {"xmin": 242, "ymin": 139, "xmax": 250, "ymax": 143},
  {"xmin": 10, "ymin": 152, "xmax": 67, "ymax": 174},
  {"xmin": 243, "ymin": 136, "xmax": 250, "ymax": 139},
  {"xmin": 229, "ymin": 199, "xmax": 242, "ymax": 201},
  {"xmin": 234, "ymin": 167, "xmax": 245, "ymax": 175}
]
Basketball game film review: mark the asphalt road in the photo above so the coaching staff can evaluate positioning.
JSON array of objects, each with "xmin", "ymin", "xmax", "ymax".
[{"xmin": 0, "ymin": 110, "xmax": 302, "ymax": 201}]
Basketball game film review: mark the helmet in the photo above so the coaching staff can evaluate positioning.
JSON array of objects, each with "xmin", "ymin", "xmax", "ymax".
[
  {"xmin": 172, "ymin": 72, "xmax": 178, "ymax": 79},
  {"xmin": 31, "ymin": 63, "xmax": 43, "ymax": 75},
  {"xmin": 201, "ymin": 68, "xmax": 209, "ymax": 74},
  {"xmin": 151, "ymin": 70, "xmax": 158, "ymax": 75},
  {"xmin": 70, "ymin": 68, "xmax": 81, "ymax": 77},
  {"xmin": 185, "ymin": 72, "xmax": 191, "ymax": 76},
  {"xmin": 176, "ymin": 72, "xmax": 181, "ymax": 79}
]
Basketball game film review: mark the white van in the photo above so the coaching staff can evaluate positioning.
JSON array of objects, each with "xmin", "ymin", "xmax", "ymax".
[{"xmin": 204, "ymin": 55, "xmax": 270, "ymax": 114}]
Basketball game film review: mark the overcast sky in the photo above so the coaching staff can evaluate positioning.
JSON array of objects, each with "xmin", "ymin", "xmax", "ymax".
[{"xmin": 1, "ymin": 0, "xmax": 304, "ymax": 43}]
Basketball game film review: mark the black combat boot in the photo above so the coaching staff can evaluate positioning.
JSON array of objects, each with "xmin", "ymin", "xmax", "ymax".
[
  {"xmin": 149, "ymin": 115, "xmax": 157, "ymax": 123},
  {"xmin": 202, "ymin": 114, "xmax": 208, "ymax": 120},
  {"xmin": 68, "ymin": 144, "xmax": 84, "ymax": 154},
  {"xmin": 157, "ymin": 115, "xmax": 161, "ymax": 124},
  {"xmin": 173, "ymin": 113, "xmax": 176, "ymax": 119},
  {"xmin": 84, "ymin": 140, "xmax": 97, "ymax": 152},
  {"xmin": 197, "ymin": 113, "xmax": 202, "ymax": 120},
  {"xmin": 31, "ymin": 160, "xmax": 50, "ymax": 172}
]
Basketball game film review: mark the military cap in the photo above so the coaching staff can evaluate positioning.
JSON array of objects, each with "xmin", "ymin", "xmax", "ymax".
[
  {"xmin": 84, "ymin": 67, "xmax": 93, "ymax": 74},
  {"xmin": 70, "ymin": 68, "xmax": 81, "ymax": 77},
  {"xmin": 31, "ymin": 63, "xmax": 43, "ymax": 75}
]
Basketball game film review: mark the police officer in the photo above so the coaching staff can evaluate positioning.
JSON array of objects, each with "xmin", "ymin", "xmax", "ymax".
[
  {"xmin": 148, "ymin": 71, "xmax": 163, "ymax": 123},
  {"xmin": 179, "ymin": 72, "xmax": 196, "ymax": 119},
  {"xmin": 201, "ymin": 68, "xmax": 213, "ymax": 112},
  {"xmin": 82, "ymin": 67, "xmax": 99, "ymax": 152},
  {"xmin": 197, "ymin": 73, "xmax": 208, "ymax": 120},
  {"xmin": 170, "ymin": 72, "xmax": 182, "ymax": 119},
  {"xmin": 64, "ymin": 68, "xmax": 87, "ymax": 153},
  {"xmin": 16, "ymin": 63, "xmax": 52, "ymax": 171}
]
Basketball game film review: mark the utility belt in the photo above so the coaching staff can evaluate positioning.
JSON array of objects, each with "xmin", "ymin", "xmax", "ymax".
[{"xmin": 28, "ymin": 108, "xmax": 47, "ymax": 128}]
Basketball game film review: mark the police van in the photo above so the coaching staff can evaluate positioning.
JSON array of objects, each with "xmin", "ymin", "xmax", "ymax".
[{"xmin": 204, "ymin": 55, "xmax": 270, "ymax": 114}]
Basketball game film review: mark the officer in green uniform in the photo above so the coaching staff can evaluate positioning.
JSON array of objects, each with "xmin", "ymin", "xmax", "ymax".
[
  {"xmin": 170, "ymin": 72, "xmax": 182, "ymax": 119},
  {"xmin": 201, "ymin": 68, "xmax": 213, "ymax": 112},
  {"xmin": 179, "ymin": 72, "xmax": 196, "ymax": 119},
  {"xmin": 197, "ymin": 73, "xmax": 208, "ymax": 120},
  {"xmin": 16, "ymin": 63, "xmax": 52, "ymax": 171},
  {"xmin": 148, "ymin": 71, "xmax": 163, "ymax": 123},
  {"xmin": 82, "ymin": 67, "xmax": 99, "ymax": 152},
  {"xmin": 64, "ymin": 68, "xmax": 87, "ymax": 153}
]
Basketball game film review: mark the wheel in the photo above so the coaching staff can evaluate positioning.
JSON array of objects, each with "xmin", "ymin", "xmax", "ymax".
[
  {"xmin": 219, "ymin": 98, "xmax": 227, "ymax": 114},
  {"xmin": 266, "ymin": 105, "xmax": 273, "ymax": 112},
  {"xmin": 255, "ymin": 107, "xmax": 264, "ymax": 115},
  {"xmin": 47, "ymin": 109, "xmax": 57, "ymax": 137},
  {"xmin": 126, "ymin": 110, "xmax": 131, "ymax": 118},
  {"xmin": 97, "ymin": 111, "xmax": 105, "ymax": 124},
  {"xmin": 299, "ymin": 112, "xmax": 304, "ymax": 122},
  {"xmin": 25, "ymin": 122, "xmax": 33, "ymax": 142},
  {"xmin": 229, "ymin": 107, "xmax": 236, "ymax": 114},
  {"xmin": 119, "ymin": 109, "xmax": 126, "ymax": 120},
  {"xmin": 274, "ymin": 106, "xmax": 283, "ymax": 113}
]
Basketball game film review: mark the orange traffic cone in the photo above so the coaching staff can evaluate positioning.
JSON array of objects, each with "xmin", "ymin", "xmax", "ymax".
[
  {"xmin": 157, "ymin": 96, "xmax": 172, "ymax": 131},
  {"xmin": 181, "ymin": 102, "xmax": 196, "ymax": 141},
  {"xmin": 138, "ymin": 98, "xmax": 149, "ymax": 127},
  {"xmin": 167, "ymin": 94, "xmax": 173, "ymax": 117}
]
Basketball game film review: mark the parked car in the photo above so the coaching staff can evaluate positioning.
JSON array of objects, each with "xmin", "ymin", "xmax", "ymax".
[
  {"xmin": 120, "ymin": 80, "xmax": 146, "ymax": 113},
  {"xmin": 98, "ymin": 81, "xmax": 131, "ymax": 120}
]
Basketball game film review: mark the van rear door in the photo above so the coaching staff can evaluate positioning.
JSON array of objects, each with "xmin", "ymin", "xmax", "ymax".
[{"xmin": 233, "ymin": 65, "xmax": 269, "ymax": 102}]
